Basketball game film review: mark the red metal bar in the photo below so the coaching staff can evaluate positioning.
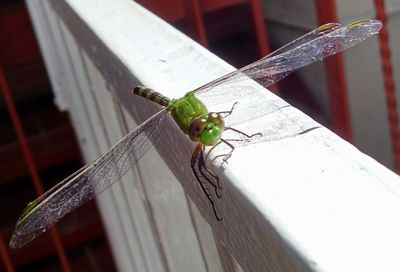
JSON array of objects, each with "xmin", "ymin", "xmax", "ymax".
[
  {"xmin": 373, "ymin": 0, "xmax": 400, "ymax": 172},
  {"xmin": 315, "ymin": 0, "xmax": 353, "ymax": 142},
  {"xmin": 248, "ymin": 0, "xmax": 277, "ymax": 92},
  {"xmin": 0, "ymin": 66, "xmax": 71, "ymax": 272},
  {"xmin": 184, "ymin": 0, "xmax": 208, "ymax": 46},
  {"xmin": 0, "ymin": 234, "xmax": 14, "ymax": 272},
  {"xmin": 248, "ymin": 0, "xmax": 271, "ymax": 57}
]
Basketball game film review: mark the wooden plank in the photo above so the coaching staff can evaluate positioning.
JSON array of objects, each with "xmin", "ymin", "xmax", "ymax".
[
  {"xmin": 187, "ymin": 200, "xmax": 223, "ymax": 272},
  {"xmin": 82, "ymin": 55, "xmax": 163, "ymax": 271},
  {"xmin": 27, "ymin": 2, "xmax": 131, "ymax": 270},
  {"xmin": 54, "ymin": 17, "xmax": 136, "ymax": 271},
  {"xmin": 25, "ymin": 0, "xmax": 69, "ymax": 111},
  {"xmin": 44, "ymin": 0, "xmax": 400, "ymax": 271}
]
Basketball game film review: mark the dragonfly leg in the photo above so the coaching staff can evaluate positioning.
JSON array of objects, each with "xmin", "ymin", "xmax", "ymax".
[
  {"xmin": 198, "ymin": 145, "xmax": 221, "ymax": 193},
  {"xmin": 205, "ymin": 141, "xmax": 223, "ymax": 189},
  {"xmin": 209, "ymin": 127, "xmax": 261, "ymax": 167},
  {"xmin": 225, "ymin": 127, "xmax": 262, "ymax": 139},
  {"xmin": 191, "ymin": 144, "xmax": 222, "ymax": 220},
  {"xmin": 211, "ymin": 139, "xmax": 235, "ymax": 164},
  {"xmin": 217, "ymin": 102, "xmax": 239, "ymax": 118},
  {"xmin": 194, "ymin": 145, "xmax": 221, "ymax": 197}
]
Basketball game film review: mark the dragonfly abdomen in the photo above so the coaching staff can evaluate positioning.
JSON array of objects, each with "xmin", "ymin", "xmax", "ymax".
[{"xmin": 133, "ymin": 86, "xmax": 171, "ymax": 107}]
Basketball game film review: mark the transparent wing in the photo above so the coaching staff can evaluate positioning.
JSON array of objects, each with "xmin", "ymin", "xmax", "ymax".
[
  {"xmin": 265, "ymin": 22, "xmax": 342, "ymax": 58},
  {"xmin": 10, "ymin": 109, "xmax": 169, "ymax": 248},
  {"xmin": 195, "ymin": 19, "xmax": 382, "ymax": 100},
  {"xmin": 259, "ymin": 22, "xmax": 342, "ymax": 83}
]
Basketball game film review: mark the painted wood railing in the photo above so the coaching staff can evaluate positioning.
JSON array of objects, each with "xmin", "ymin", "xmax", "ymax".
[{"xmin": 27, "ymin": 0, "xmax": 400, "ymax": 271}]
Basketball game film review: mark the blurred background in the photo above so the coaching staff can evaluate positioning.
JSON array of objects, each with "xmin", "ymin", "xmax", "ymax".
[{"xmin": 0, "ymin": 0, "xmax": 398, "ymax": 271}]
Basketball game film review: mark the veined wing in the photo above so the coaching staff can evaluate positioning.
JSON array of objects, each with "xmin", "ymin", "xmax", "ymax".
[
  {"xmin": 194, "ymin": 19, "xmax": 382, "ymax": 99},
  {"xmin": 260, "ymin": 22, "xmax": 342, "ymax": 83},
  {"xmin": 10, "ymin": 109, "xmax": 169, "ymax": 248},
  {"xmin": 266, "ymin": 23, "xmax": 342, "ymax": 58}
]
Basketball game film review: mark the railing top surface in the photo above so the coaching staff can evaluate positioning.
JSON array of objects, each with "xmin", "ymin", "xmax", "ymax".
[{"xmin": 50, "ymin": 0, "xmax": 400, "ymax": 271}]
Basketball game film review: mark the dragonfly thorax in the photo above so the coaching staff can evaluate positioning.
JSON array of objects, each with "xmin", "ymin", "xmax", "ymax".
[{"xmin": 189, "ymin": 112, "xmax": 224, "ymax": 146}]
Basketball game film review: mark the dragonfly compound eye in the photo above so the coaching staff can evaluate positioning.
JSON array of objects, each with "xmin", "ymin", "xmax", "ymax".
[
  {"xmin": 189, "ymin": 118, "xmax": 207, "ymax": 142},
  {"xmin": 207, "ymin": 113, "xmax": 225, "ymax": 128},
  {"xmin": 198, "ymin": 113, "xmax": 225, "ymax": 146}
]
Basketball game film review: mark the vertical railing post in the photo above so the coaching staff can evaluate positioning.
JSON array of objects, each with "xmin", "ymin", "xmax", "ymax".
[
  {"xmin": 373, "ymin": 0, "xmax": 400, "ymax": 172},
  {"xmin": 184, "ymin": 0, "xmax": 208, "ymax": 46},
  {"xmin": 249, "ymin": 0, "xmax": 278, "ymax": 93},
  {"xmin": 315, "ymin": 0, "xmax": 353, "ymax": 142},
  {"xmin": 249, "ymin": 0, "xmax": 271, "ymax": 57}
]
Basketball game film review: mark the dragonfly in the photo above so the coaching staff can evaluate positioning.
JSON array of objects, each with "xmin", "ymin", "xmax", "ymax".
[{"xmin": 10, "ymin": 19, "xmax": 382, "ymax": 248}]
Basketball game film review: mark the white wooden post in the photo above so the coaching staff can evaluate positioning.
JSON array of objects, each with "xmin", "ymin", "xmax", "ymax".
[{"xmin": 27, "ymin": 0, "xmax": 400, "ymax": 271}]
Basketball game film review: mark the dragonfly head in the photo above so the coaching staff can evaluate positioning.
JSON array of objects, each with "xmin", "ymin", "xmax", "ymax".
[{"xmin": 189, "ymin": 113, "xmax": 224, "ymax": 146}]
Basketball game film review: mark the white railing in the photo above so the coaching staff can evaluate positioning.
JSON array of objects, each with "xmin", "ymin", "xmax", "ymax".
[{"xmin": 26, "ymin": 0, "xmax": 400, "ymax": 271}]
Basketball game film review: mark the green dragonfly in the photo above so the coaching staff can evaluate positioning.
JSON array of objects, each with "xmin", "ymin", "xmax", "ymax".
[{"xmin": 10, "ymin": 19, "xmax": 382, "ymax": 248}]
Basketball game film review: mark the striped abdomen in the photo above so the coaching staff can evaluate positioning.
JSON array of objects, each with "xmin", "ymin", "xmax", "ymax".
[{"xmin": 133, "ymin": 86, "xmax": 170, "ymax": 107}]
